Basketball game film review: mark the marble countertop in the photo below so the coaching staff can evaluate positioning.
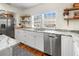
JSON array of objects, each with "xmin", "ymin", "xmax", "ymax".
[
  {"xmin": 0, "ymin": 35, "xmax": 19, "ymax": 51},
  {"xmin": 16, "ymin": 28, "xmax": 79, "ymax": 42},
  {"xmin": 19, "ymin": 28, "xmax": 79, "ymax": 37}
]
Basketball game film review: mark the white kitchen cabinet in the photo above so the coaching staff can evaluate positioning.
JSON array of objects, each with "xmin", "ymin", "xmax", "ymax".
[
  {"xmin": 24, "ymin": 31, "xmax": 36, "ymax": 48},
  {"xmin": 0, "ymin": 47, "xmax": 12, "ymax": 56},
  {"xmin": 72, "ymin": 34, "xmax": 79, "ymax": 56},
  {"xmin": 15, "ymin": 29, "xmax": 18, "ymax": 40},
  {"xmin": 15, "ymin": 29, "xmax": 35, "ymax": 47},
  {"xmin": 61, "ymin": 35, "xmax": 73, "ymax": 56},
  {"xmin": 15, "ymin": 29, "xmax": 36, "ymax": 49},
  {"xmin": 15, "ymin": 29, "xmax": 44, "ymax": 52},
  {"xmin": 24, "ymin": 31, "xmax": 44, "ymax": 51},
  {"xmin": 15, "ymin": 29, "xmax": 20, "ymax": 40},
  {"xmin": 73, "ymin": 42, "xmax": 79, "ymax": 56},
  {"xmin": 15, "ymin": 29, "xmax": 24, "ymax": 42},
  {"xmin": 33, "ymin": 32, "xmax": 44, "ymax": 51}
]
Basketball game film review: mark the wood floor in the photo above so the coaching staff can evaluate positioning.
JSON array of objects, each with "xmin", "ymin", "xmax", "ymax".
[{"xmin": 18, "ymin": 43, "xmax": 49, "ymax": 56}]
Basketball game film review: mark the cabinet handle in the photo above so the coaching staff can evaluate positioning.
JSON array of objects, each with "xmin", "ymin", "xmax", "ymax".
[{"xmin": 49, "ymin": 36, "xmax": 55, "ymax": 38}]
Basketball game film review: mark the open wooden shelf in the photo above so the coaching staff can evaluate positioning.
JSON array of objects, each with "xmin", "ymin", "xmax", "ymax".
[
  {"xmin": 64, "ymin": 7, "xmax": 79, "ymax": 11},
  {"xmin": 20, "ymin": 16, "xmax": 30, "ymax": 20},
  {"xmin": 63, "ymin": 3, "xmax": 79, "ymax": 26},
  {"xmin": 64, "ymin": 18, "xmax": 79, "ymax": 20}
]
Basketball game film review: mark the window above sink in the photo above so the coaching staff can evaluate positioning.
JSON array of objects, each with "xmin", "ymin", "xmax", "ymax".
[{"xmin": 32, "ymin": 11, "xmax": 56, "ymax": 29}]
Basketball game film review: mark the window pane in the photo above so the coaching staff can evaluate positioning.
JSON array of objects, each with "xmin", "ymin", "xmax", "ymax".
[
  {"xmin": 44, "ymin": 11, "xmax": 56, "ymax": 19},
  {"xmin": 34, "ymin": 14, "xmax": 42, "ymax": 20}
]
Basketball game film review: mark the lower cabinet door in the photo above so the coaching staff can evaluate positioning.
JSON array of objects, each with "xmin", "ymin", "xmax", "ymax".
[
  {"xmin": 15, "ymin": 29, "xmax": 44, "ymax": 52},
  {"xmin": 15, "ymin": 29, "xmax": 24, "ymax": 42},
  {"xmin": 0, "ymin": 47, "xmax": 12, "ymax": 56},
  {"xmin": 34, "ymin": 32, "xmax": 44, "ymax": 52},
  {"xmin": 15, "ymin": 29, "xmax": 20, "ymax": 40},
  {"xmin": 73, "ymin": 42, "xmax": 79, "ymax": 56},
  {"xmin": 61, "ymin": 36, "xmax": 73, "ymax": 56},
  {"xmin": 24, "ymin": 31, "xmax": 36, "ymax": 48}
]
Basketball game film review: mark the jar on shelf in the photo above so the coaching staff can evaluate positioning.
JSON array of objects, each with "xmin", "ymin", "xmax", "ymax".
[{"xmin": 63, "ymin": 10, "xmax": 69, "ymax": 18}]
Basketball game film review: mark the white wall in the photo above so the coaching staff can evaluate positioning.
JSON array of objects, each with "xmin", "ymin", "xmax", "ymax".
[
  {"xmin": 0, "ymin": 3, "xmax": 22, "ymax": 14},
  {"xmin": 23, "ymin": 3, "xmax": 79, "ymax": 30}
]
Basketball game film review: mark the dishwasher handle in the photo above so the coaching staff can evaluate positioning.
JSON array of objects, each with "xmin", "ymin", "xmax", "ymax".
[{"xmin": 48, "ymin": 36, "xmax": 57, "ymax": 39}]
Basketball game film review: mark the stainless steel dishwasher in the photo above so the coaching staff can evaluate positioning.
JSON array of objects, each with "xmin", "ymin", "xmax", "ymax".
[{"xmin": 44, "ymin": 33, "xmax": 61, "ymax": 56}]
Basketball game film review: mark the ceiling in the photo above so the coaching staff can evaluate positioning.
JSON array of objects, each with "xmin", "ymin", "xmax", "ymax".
[{"xmin": 7, "ymin": 3, "xmax": 40, "ymax": 9}]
